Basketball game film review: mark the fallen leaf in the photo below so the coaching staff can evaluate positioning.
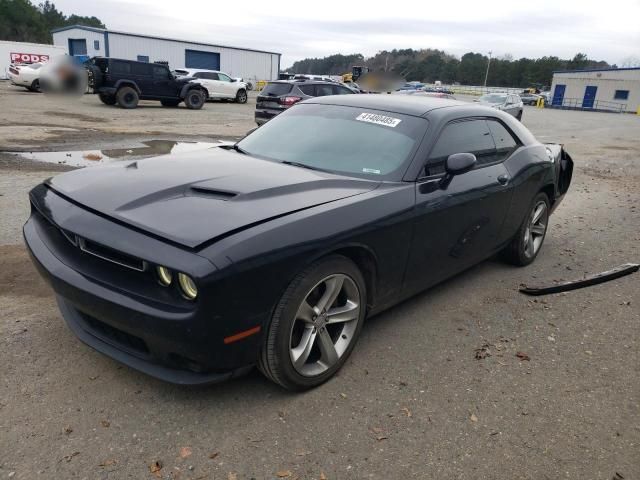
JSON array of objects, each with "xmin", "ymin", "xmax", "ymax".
[
  {"xmin": 101, "ymin": 420, "xmax": 110, "ymax": 428},
  {"xmin": 99, "ymin": 459, "xmax": 117, "ymax": 467},
  {"xmin": 320, "ymin": 472, "xmax": 327, "ymax": 480},
  {"xmin": 179, "ymin": 446, "xmax": 192, "ymax": 458},
  {"xmin": 474, "ymin": 344, "xmax": 492, "ymax": 359},
  {"xmin": 62, "ymin": 451, "xmax": 80, "ymax": 462},
  {"xmin": 339, "ymin": 393, "xmax": 347, "ymax": 398},
  {"xmin": 470, "ymin": 413, "xmax": 478, "ymax": 422},
  {"xmin": 89, "ymin": 375, "xmax": 99, "ymax": 380},
  {"xmin": 63, "ymin": 426, "xmax": 73, "ymax": 435},
  {"xmin": 515, "ymin": 352, "xmax": 531, "ymax": 361},
  {"xmin": 277, "ymin": 470, "xmax": 292, "ymax": 478},
  {"xmin": 400, "ymin": 407, "xmax": 412, "ymax": 417},
  {"xmin": 83, "ymin": 153, "xmax": 103, "ymax": 161},
  {"xmin": 149, "ymin": 460, "xmax": 163, "ymax": 474},
  {"xmin": 208, "ymin": 451, "xmax": 219, "ymax": 460},
  {"xmin": 375, "ymin": 435, "xmax": 388, "ymax": 441}
]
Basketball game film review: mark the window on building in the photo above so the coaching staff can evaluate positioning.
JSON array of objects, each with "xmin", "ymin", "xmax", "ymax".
[
  {"xmin": 614, "ymin": 90, "xmax": 629, "ymax": 100},
  {"xmin": 93, "ymin": 40, "xmax": 100, "ymax": 50},
  {"xmin": 137, "ymin": 55, "xmax": 150, "ymax": 63}
]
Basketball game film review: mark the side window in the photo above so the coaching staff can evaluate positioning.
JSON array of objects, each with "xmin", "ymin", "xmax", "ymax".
[
  {"xmin": 111, "ymin": 61, "xmax": 131, "ymax": 75},
  {"xmin": 316, "ymin": 84, "xmax": 334, "ymax": 96},
  {"xmin": 153, "ymin": 66, "xmax": 170, "ymax": 79},
  {"xmin": 426, "ymin": 119, "xmax": 495, "ymax": 175},
  {"xmin": 334, "ymin": 85, "xmax": 353, "ymax": 95},
  {"xmin": 193, "ymin": 72, "xmax": 204, "ymax": 78},
  {"xmin": 131, "ymin": 63, "xmax": 152, "ymax": 76},
  {"xmin": 487, "ymin": 120, "xmax": 518, "ymax": 163},
  {"xmin": 298, "ymin": 84, "xmax": 315, "ymax": 96},
  {"xmin": 218, "ymin": 73, "xmax": 231, "ymax": 82},
  {"xmin": 206, "ymin": 72, "xmax": 220, "ymax": 80}
]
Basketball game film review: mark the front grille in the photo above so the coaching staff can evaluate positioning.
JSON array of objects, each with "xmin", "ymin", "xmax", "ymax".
[
  {"xmin": 81, "ymin": 313, "xmax": 149, "ymax": 355},
  {"xmin": 78, "ymin": 237, "xmax": 147, "ymax": 272}
]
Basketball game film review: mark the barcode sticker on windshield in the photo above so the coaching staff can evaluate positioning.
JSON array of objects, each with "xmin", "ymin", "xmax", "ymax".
[{"xmin": 356, "ymin": 112, "xmax": 402, "ymax": 127}]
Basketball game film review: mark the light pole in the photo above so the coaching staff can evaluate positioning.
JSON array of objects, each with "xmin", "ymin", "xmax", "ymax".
[{"xmin": 483, "ymin": 51, "xmax": 493, "ymax": 88}]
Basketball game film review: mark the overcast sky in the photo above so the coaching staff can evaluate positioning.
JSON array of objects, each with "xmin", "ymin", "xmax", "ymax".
[{"xmin": 55, "ymin": 0, "xmax": 640, "ymax": 67}]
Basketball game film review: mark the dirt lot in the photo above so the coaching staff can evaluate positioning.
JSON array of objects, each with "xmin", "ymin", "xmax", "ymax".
[{"xmin": 1, "ymin": 80, "xmax": 639, "ymax": 479}]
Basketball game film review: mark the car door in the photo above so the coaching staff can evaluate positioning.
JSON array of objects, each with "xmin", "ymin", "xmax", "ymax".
[
  {"xmin": 216, "ymin": 72, "xmax": 236, "ymax": 98},
  {"xmin": 192, "ymin": 72, "xmax": 216, "ymax": 98},
  {"xmin": 131, "ymin": 62, "xmax": 154, "ymax": 95},
  {"xmin": 152, "ymin": 65, "xmax": 177, "ymax": 97},
  {"xmin": 403, "ymin": 117, "xmax": 515, "ymax": 294}
]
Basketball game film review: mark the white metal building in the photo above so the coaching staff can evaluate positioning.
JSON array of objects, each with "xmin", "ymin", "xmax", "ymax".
[
  {"xmin": 51, "ymin": 25, "xmax": 281, "ymax": 83},
  {"xmin": 550, "ymin": 67, "xmax": 640, "ymax": 113},
  {"xmin": 0, "ymin": 40, "xmax": 66, "ymax": 79}
]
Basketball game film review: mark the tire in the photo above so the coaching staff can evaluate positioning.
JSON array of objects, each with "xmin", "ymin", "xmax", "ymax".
[
  {"xmin": 259, "ymin": 255, "xmax": 367, "ymax": 390},
  {"xmin": 28, "ymin": 79, "xmax": 40, "ymax": 92},
  {"xmin": 246, "ymin": 82, "xmax": 253, "ymax": 91},
  {"xmin": 116, "ymin": 86, "xmax": 139, "ymax": 109},
  {"xmin": 502, "ymin": 192, "xmax": 550, "ymax": 266},
  {"xmin": 235, "ymin": 89, "xmax": 248, "ymax": 103},
  {"xmin": 99, "ymin": 93, "xmax": 116, "ymax": 105},
  {"xmin": 160, "ymin": 99, "xmax": 181, "ymax": 107},
  {"xmin": 184, "ymin": 89, "xmax": 205, "ymax": 110}
]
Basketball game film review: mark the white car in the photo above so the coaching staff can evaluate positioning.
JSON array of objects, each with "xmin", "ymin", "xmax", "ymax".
[
  {"xmin": 8, "ymin": 62, "xmax": 44, "ymax": 91},
  {"xmin": 173, "ymin": 68, "xmax": 248, "ymax": 103}
]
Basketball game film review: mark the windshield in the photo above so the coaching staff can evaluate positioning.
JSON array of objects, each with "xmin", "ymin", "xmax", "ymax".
[
  {"xmin": 237, "ymin": 103, "xmax": 427, "ymax": 180},
  {"xmin": 479, "ymin": 94, "xmax": 507, "ymax": 103}
]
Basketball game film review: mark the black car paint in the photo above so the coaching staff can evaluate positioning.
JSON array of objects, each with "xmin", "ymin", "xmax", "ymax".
[{"xmin": 23, "ymin": 96, "xmax": 573, "ymax": 384}]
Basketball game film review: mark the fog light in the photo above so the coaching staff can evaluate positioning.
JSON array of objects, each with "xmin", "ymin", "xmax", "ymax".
[
  {"xmin": 156, "ymin": 266, "xmax": 173, "ymax": 286},
  {"xmin": 178, "ymin": 273, "xmax": 198, "ymax": 300}
]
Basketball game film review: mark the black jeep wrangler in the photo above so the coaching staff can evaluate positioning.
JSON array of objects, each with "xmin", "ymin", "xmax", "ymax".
[{"xmin": 87, "ymin": 57, "xmax": 206, "ymax": 109}]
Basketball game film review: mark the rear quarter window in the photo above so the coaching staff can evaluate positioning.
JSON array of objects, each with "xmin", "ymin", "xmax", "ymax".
[
  {"xmin": 111, "ymin": 61, "xmax": 131, "ymax": 75},
  {"xmin": 261, "ymin": 83, "xmax": 293, "ymax": 96}
]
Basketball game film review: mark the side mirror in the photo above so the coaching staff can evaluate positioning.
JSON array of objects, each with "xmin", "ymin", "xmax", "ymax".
[
  {"xmin": 439, "ymin": 153, "xmax": 476, "ymax": 190},
  {"xmin": 230, "ymin": 78, "xmax": 237, "ymax": 82},
  {"xmin": 445, "ymin": 153, "xmax": 476, "ymax": 175}
]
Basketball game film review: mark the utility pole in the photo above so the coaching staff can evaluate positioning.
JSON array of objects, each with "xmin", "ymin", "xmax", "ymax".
[{"xmin": 483, "ymin": 51, "xmax": 493, "ymax": 88}]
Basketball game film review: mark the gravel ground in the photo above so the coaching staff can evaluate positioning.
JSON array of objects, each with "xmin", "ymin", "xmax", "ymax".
[{"xmin": 1, "ymin": 83, "xmax": 639, "ymax": 479}]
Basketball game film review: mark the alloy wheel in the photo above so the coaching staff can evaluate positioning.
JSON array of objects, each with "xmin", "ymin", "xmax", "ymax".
[
  {"xmin": 289, "ymin": 274, "xmax": 360, "ymax": 377},
  {"xmin": 524, "ymin": 200, "xmax": 547, "ymax": 258}
]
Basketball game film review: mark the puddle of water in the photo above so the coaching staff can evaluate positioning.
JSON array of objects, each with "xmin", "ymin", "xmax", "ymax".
[{"xmin": 10, "ymin": 140, "xmax": 222, "ymax": 168}]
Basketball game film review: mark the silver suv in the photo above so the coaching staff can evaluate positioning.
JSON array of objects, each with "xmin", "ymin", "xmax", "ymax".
[{"xmin": 477, "ymin": 93, "xmax": 524, "ymax": 121}]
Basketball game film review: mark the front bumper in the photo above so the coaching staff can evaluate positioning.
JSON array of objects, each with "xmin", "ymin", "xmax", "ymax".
[{"xmin": 23, "ymin": 191, "xmax": 264, "ymax": 385}]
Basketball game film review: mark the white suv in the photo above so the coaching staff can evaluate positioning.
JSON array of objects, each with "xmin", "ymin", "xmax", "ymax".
[{"xmin": 173, "ymin": 68, "xmax": 248, "ymax": 103}]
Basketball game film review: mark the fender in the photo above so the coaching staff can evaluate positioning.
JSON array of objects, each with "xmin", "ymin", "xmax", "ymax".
[
  {"xmin": 114, "ymin": 79, "xmax": 140, "ymax": 93},
  {"xmin": 180, "ymin": 83, "xmax": 204, "ymax": 99}
]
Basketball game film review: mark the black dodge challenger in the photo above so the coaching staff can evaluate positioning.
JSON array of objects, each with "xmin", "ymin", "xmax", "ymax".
[{"xmin": 24, "ymin": 95, "xmax": 573, "ymax": 390}]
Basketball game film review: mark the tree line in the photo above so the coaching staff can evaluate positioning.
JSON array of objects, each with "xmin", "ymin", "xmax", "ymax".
[
  {"xmin": 0, "ymin": 0, "xmax": 104, "ymax": 44},
  {"xmin": 286, "ymin": 50, "xmax": 612, "ymax": 88}
]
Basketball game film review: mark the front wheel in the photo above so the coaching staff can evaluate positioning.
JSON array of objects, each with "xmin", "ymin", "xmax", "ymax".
[
  {"xmin": 235, "ymin": 89, "xmax": 248, "ymax": 103},
  {"xmin": 502, "ymin": 192, "xmax": 550, "ymax": 266},
  {"xmin": 184, "ymin": 89, "xmax": 205, "ymax": 109},
  {"xmin": 259, "ymin": 255, "xmax": 366, "ymax": 390}
]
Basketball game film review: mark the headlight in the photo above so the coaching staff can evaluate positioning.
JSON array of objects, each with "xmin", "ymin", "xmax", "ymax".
[
  {"xmin": 156, "ymin": 266, "xmax": 173, "ymax": 286},
  {"xmin": 178, "ymin": 273, "xmax": 198, "ymax": 300}
]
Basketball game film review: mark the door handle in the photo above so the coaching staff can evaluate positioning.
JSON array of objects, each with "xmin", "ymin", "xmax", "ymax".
[{"xmin": 497, "ymin": 174, "xmax": 510, "ymax": 185}]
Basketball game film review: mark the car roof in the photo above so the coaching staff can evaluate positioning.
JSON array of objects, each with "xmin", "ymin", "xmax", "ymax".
[
  {"xmin": 270, "ymin": 79, "xmax": 337, "ymax": 85},
  {"xmin": 305, "ymin": 94, "xmax": 470, "ymax": 117}
]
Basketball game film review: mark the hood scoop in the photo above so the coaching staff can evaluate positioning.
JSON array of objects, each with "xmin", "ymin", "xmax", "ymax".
[{"xmin": 189, "ymin": 186, "xmax": 238, "ymax": 200}]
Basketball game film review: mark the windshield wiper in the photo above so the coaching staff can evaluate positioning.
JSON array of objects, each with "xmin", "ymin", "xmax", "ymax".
[
  {"xmin": 232, "ymin": 143, "xmax": 248, "ymax": 155},
  {"xmin": 280, "ymin": 160, "xmax": 324, "ymax": 172}
]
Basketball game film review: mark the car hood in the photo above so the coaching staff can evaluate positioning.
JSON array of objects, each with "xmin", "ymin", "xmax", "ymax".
[{"xmin": 47, "ymin": 147, "xmax": 379, "ymax": 249}]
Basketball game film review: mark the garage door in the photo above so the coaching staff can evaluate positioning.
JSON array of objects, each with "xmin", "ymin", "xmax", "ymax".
[
  {"xmin": 185, "ymin": 50, "xmax": 220, "ymax": 70},
  {"xmin": 69, "ymin": 39, "xmax": 87, "ymax": 56}
]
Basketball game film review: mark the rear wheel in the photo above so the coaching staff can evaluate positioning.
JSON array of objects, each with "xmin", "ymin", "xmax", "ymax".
[
  {"xmin": 99, "ymin": 93, "xmax": 116, "ymax": 105},
  {"xmin": 502, "ymin": 192, "xmax": 549, "ymax": 266},
  {"xmin": 160, "ymin": 99, "xmax": 181, "ymax": 107},
  {"xmin": 28, "ymin": 79, "xmax": 40, "ymax": 92},
  {"xmin": 259, "ymin": 255, "xmax": 366, "ymax": 390},
  {"xmin": 116, "ymin": 86, "xmax": 139, "ymax": 109},
  {"xmin": 235, "ymin": 89, "xmax": 248, "ymax": 104},
  {"xmin": 184, "ymin": 89, "xmax": 205, "ymax": 109}
]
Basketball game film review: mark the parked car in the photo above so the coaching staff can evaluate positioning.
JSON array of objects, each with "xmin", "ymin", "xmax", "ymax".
[
  {"xmin": 520, "ymin": 92, "xmax": 541, "ymax": 106},
  {"xmin": 477, "ymin": 93, "xmax": 524, "ymax": 120},
  {"xmin": 24, "ymin": 95, "xmax": 573, "ymax": 390},
  {"xmin": 255, "ymin": 79, "xmax": 356, "ymax": 125},
  {"xmin": 87, "ymin": 57, "xmax": 207, "ymax": 109},
  {"xmin": 173, "ymin": 68, "xmax": 248, "ymax": 103},
  {"xmin": 8, "ymin": 62, "xmax": 44, "ymax": 91},
  {"xmin": 398, "ymin": 91, "xmax": 456, "ymax": 100}
]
